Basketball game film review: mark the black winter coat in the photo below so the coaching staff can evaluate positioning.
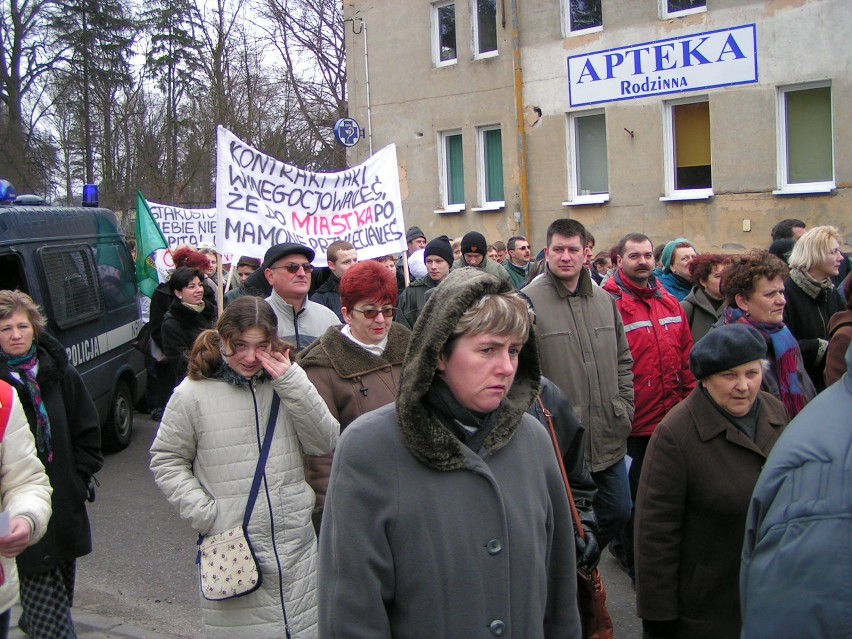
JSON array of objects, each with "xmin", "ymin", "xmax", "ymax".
[
  {"xmin": 161, "ymin": 298, "xmax": 216, "ymax": 382},
  {"xmin": 309, "ymin": 274, "xmax": 343, "ymax": 321},
  {"xmin": 783, "ymin": 277, "xmax": 843, "ymax": 393},
  {"xmin": 0, "ymin": 332, "xmax": 103, "ymax": 576}
]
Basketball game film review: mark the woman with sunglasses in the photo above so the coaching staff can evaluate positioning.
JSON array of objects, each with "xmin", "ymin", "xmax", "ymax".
[{"xmin": 297, "ymin": 260, "xmax": 410, "ymax": 533}]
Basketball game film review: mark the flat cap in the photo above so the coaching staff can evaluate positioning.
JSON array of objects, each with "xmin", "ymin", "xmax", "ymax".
[
  {"xmin": 690, "ymin": 324, "xmax": 767, "ymax": 380},
  {"xmin": 263, "ymin": 242, "xmax": 315, "ymax": 268}
]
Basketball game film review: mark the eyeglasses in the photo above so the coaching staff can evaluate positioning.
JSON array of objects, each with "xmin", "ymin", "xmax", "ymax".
[
  {"xmin": 269, "ymin": 263, "xmax": 314, "ymax": 274},
  {"xmin": 351, "ymin": 307, "xmax": 396, "ymax": 319}
]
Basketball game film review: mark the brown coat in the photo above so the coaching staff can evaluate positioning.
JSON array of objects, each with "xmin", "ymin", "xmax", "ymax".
[
  {"xmin": 825, "ymin": 309, "xmax": 852, "ymax": 386},
  {"xmin": 635, "ymin": 386, "xmax": 788, "ymax": 639},
  {"xmin": 296, "ymin": 323, "xmax": 410, "ymax": 529}
]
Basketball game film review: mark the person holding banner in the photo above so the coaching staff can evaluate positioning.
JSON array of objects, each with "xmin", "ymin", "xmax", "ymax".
[
  {"xmin": 263, "ymin": 243, "xmax": 340, "ymax": 352},
  {"xmin": 298, "ymin": 260, "xmax": 410, "ymax": 533}
]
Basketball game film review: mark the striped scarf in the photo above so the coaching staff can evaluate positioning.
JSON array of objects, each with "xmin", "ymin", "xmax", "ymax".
[
  {"xmin": 723, "ymin": 307, "xmax": 806, "ymax": 417},
  {"xmin": 0, "ymin": 343, "xmax": 53, "ymax": 462}
]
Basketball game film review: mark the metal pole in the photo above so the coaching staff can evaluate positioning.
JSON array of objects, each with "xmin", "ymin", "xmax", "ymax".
[{"xmin": 359, "ymin": 18, "xmax": 374, "ymax": 156}]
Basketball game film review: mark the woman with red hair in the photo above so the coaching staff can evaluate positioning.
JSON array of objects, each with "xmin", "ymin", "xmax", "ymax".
[{"xmin": 297, "ymin": 260, "xmax": 411, "ymax": 533}]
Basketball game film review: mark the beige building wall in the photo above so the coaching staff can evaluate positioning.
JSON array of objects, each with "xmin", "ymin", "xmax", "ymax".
[{"xmin": 345, "ymin": 0, "xmax": 850, "ymax": 253}]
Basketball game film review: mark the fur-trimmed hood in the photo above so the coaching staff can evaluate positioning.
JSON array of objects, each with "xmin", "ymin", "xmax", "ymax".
[
  {"xmin": 297, "ymin": 322, "xmax": 410, "ymax": 378},
  {"xmin": 396, "ymin": 267, "xmax": 541, "ymax": 471}
]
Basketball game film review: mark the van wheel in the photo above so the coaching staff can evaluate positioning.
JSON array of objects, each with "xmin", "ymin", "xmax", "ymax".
[{"xmin": 103, "ymin": 380, "xmax": 133, "ymax": 452}]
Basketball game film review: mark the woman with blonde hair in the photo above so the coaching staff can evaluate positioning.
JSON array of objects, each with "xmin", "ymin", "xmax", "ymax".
[
  {"xmin": 784, "ymin": 225, "xmax": 844, "ymax": 392},
  {"xmin": 150, "ymin": 296, "xmax": 339, "ymax": 638}
]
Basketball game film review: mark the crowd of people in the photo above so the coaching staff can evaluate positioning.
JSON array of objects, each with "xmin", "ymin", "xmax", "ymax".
[
  {"xmin": 0, "ymin": 212, "xmax": 849, "ymax": 638},
  {"xmin": 141, "ymin": 216, "xmax": 852, "ymax": 638}
]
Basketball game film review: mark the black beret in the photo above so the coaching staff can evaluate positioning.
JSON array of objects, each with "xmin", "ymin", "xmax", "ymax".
[{"xmin": 690, "ymin": 324, "xmax": 767, "ymax": 380}]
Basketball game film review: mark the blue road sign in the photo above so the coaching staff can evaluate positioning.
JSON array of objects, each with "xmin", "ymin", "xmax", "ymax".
[{"xmin": 334, "ymin": 118, "xmax": 362, "ymax": 147}]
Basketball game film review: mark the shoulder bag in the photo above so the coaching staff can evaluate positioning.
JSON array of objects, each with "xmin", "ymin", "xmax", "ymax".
[
  {"xmin": 538, "ymin": 396, "xmax": 615, "ymax": 639},
  {"xmin": 197, "ymin": 394, "xmax": 280, "ymax": 601}
]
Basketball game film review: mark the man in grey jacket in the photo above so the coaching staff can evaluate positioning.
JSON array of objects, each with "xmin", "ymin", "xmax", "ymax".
[
  {"xmin": 263, "ymin": 242, "xmax": 339, "ymax": 351},
  {"xmin": 523, "ymin": 218, "xmax": 634, "ymax": 552}
]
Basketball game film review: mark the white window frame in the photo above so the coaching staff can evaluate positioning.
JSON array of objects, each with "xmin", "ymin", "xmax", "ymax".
[
  {"xmin": 564, "ymin": 109, "xmax": 609, "ymax": 206},
  {"xmin": 472, "ymin": 0, "xmax": 499, "ymax": 59},
  {"xmin": 473, "ymin": 124, "xmax": 505, "ymax": 210},
  {"xmin": 774, "ymin": 81, "xmax": 835, "ymax": 196},
  {"xmin": 658, "ymin": 0, "xmax": 706, "ymax": 19},
  {"xmin": 433, "ymin": 1, "xmax": 457, "ymax": 68},
  {"xmin": 661, "ymin": 96, "xmax": 713, "ymax": 201},
  {"xmin": 438, "ymin": 130, "xmax": 466, "ymax": 212},
  {"xmin": 561, "ymin": 0, "xmax": 603, "ymax": 38}
]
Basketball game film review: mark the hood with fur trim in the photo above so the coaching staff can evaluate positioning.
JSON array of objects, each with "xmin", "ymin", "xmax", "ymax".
[{"xmin": 396, "ymin": 267, "xmax": 541, "ymax": 471}]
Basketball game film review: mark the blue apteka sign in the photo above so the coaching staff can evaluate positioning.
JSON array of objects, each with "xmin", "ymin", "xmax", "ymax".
[
  {"xmin": 334, "ymin": 118, "xmax": 363, "ymax": 147},
  {"xmin": 568, "ymin": 24, "xmax": 758, "ymax": 107}
]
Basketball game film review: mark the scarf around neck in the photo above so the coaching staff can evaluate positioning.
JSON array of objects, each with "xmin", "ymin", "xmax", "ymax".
[
  {"xmin": 723, "ymin": 307, "xmax": 806, "ymax": 417},
  {"xmin": 1, "ymin": 343, "xmax": 53, "ymax": 461},
  {"xmin": 790, "ymin": 268, "xmax": 834, "ymax": 301},
  {"xmin": 423, "ymin": 376, "xmax": 502, "ymax": 455}
]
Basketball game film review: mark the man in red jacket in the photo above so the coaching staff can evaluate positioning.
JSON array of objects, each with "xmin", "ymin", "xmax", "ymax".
[{"xmin": 602, "ymin": 232, "xmax": 696, "ymax": 581}]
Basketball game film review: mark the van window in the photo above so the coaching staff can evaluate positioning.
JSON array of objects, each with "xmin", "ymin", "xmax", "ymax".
[
  {"xmin": 37, "ymin": 245, "xmax": 105, "ymax": 328},
  {"xmin": 94, "ymin": 240, "xmax": 136, "ymax": 309}
]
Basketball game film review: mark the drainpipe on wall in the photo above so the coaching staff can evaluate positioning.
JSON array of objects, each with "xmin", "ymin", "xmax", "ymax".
[{"xmin": 509, "ymin": 0, "xmax": 530, "ymax": 238}]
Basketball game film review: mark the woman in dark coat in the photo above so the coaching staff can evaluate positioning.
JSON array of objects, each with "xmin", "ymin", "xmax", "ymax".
[
  {"xmin": 0, "ymin": 290, "xmax": 103, "ymax": 639},
  {"xmin": 635, "ymin": 324, "xmax": 789, "ymax": 639},
  {"xmin": 680, "ymin": 253, "xmax": 729, "ymax": 342},
  {"xmin": 161, "ymin": 267, "xmax": 216, "ymax": 385},
  {"xmin": 783, "ymin": 225, "xmax": 844, "ymax": 392}
]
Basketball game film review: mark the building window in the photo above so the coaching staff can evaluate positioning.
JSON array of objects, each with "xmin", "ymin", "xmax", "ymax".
[
  {"xmin": 474, "ymin": 0, "xmax": 498, "ymax": 57},
  {"xmin": 660, "ymin": 0, "xmax": 706, "ymax": 19},
  {"xmin": 663, "ymin": 98, "xmax": 712, "ymax": 199},
  {"xmin": 564, "ymin": 0, "xmax": 602, "ymax": 35},
  {"xmin": 441, "ymin": 131, "xmax": 465, "ymax": 208},
  {"xmin": 433, "ymin": 2, "xmax": 457, "ymax": 66},
  {"xmin": 777, "ymin": 83, "xmax": 834, "ymax": 193},
  {"xmin": 567, "ymin": 111, "xmax": 608, "ymax": 203},
  {"xmin": 477, "ymin": 126, "xmax": 504, "ymax": 205}
]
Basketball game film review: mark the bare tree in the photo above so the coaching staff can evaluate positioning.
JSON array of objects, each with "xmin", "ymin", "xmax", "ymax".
[
  {"xmin": 0, "ymin": 0, "xmax": 61, "ymax": 193},
  {"xmin": 255, "ymin": 0, "xmax": 347, "ymax": 171}
]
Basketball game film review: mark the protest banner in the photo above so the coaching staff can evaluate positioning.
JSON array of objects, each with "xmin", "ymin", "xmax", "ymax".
[
  {"xmin": 146, "ymin": 200, "xmax": 217, "ymax": 248},
  {"xmin": 215, "ymin": 126, "xmax": 407, "ymax": 266}
]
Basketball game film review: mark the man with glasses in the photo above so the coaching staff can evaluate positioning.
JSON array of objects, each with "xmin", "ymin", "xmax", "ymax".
[
  {"xmin": 264, "ymin": 242, "xmax": 340, "ymax": 351},
  {"xmin": 503, "ymin": 236, "xmax": 533, "ymax": 289}
]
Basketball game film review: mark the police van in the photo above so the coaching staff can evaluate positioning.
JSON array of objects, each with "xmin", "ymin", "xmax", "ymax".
[{"xmin": 0, "ymin": 191, "xmax": 146, "ymax": 451}]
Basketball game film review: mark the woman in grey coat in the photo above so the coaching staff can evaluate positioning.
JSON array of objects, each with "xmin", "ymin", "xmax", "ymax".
[{"xmin": 318, "ymin": 267, "xmax": 581, "ymax": 638}]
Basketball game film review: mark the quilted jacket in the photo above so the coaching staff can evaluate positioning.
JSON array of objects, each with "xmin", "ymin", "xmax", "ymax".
[{"xmin": 150, "ymin": 364, "xmax": 339, "ymax": 638}]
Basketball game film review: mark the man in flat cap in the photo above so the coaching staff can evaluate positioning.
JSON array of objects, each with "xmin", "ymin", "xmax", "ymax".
[{"xmin": 264, "ymin": 242, "xmax": 340, "ymax": 351}]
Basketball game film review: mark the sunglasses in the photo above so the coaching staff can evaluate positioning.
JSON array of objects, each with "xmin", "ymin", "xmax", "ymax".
[
  {"xmin": 269, "ymin": 263, "xmax": 314, "ymax": 274},
  {"xmin": 351, "ymin": 307, "xmax": 396, "ymax": 319}
]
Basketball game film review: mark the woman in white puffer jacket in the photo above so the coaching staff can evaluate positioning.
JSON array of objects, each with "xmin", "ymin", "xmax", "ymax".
[
  {"xmin": 0, "ymin": 381, "xmax": 52, "ymax": 638},
  {"xmin": 150, "ymin": 297, "xmax": 338, "ymax": 639}
]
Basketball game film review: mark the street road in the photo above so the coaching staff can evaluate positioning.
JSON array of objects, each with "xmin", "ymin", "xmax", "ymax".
[
  {"xmin": 61, "ymin": 411, "xmax": 641, "ymax": 638},
  {"xmin": 74, "ymin": 413, "xmax": 201, "ymax": 639}
]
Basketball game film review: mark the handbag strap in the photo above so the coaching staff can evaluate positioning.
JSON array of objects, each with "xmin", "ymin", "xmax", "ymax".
[
  {"xmin": 242, "ymin": 393, "xmax": 281, "ymax": 529},
  {"xmin": 537, "ymin": 395, "xmax": 586, "ymax": 542}
]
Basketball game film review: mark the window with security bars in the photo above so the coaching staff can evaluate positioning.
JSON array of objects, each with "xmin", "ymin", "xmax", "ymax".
[{"xmin": 38, "ymin": 245, "xmax": 104, "ymax": 328}]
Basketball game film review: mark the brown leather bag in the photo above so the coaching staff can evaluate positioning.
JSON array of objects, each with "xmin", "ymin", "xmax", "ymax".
[{"xmin": 538, "ymin": 397, "xmax": 615, "ymax": 639}]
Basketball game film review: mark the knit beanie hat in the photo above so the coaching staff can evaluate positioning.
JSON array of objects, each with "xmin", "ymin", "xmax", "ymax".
[
  {"xmin": 424, "ymin": 235, "xmax": 454, "ymax": 266},
  {"xmin": 406, "ymin": 226, "xmax": 426, "ymax": 244},
  {"xmin": 690, "ymin": 324, "xmax": 767, "ymax": 380},
  {"xmin": 661, "ymin": 238, "xmax": 697, "ymax": 274},
  {"xmin": 461, "ymin": 231, "xmax": 488, "ymax": 257}
]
